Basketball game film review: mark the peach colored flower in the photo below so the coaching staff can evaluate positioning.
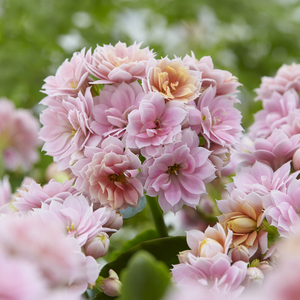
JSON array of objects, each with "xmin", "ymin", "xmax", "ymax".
[
  {"xmin": 143, "ymin": 57, "xmax": 201, "ymax": 103},
  {"xmin": 217, "ymin": 190, "xmax": 268, "ymax": 256}
]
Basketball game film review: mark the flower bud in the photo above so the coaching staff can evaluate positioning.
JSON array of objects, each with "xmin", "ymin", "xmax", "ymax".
[
  {"xmin": 230, "ymin": 245, "xmax": 250, "ymax": 263},
  {"xmin": 104, "ymin": 210, "xmax": 123, "ymax": 232},
  {"xmin": 258, "ymin": 261, "xmax": 273, "ymax": 274},
  {"xmin": 293, "ymin": 148, "xmax": 300, "ymax": 171},
  {"xmin": 228, "ymin": 216, "xmax": 257, "ymax": 233},
  {"xmin": 97, "ymin": 269, "xmax": 122, "ymax": 297},
  {"xmin": 242, "ymin": 267, "xmax": 264, "ymax": 288},
  {"xmin": 85, "ymin": 233, "xmax": 110, "ymax": 259}
]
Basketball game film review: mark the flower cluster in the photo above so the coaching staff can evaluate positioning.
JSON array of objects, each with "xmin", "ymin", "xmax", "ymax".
[
  {"xmin": 232, "ymin": 63, "xmax": 300, "ymax": 171},
  {"xmin": 4, "ymin": 41, "xmax": 300, "ymax": 300},
  {"xmin": 0, "ymin": 98, "xmax": 40, "ymax": 171},
  {"xmin": 39, "ymin": 41, "xmax": 242, "ymax": 213}
]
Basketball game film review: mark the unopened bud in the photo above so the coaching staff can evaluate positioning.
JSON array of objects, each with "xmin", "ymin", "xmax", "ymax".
[
  {"xmin": 243, "ymin": 267, "xmax": 264, "ymax": 288},
  {"xmin": 97, "ymin": 269, "xmax": 122, "ymax": 297},
  {"xmin": 293, "ymin": 149, "xmax": 300, "ymax": 171},
  {"xmin": 228, "ymin": 217, "xmax": 257, "ymax": 233},
  {"xmin": 85, "ymin": 233, "xmax": 110, "ymax": 259},
  {"xmin": 258, "ymin": 261, "xmax": 273, "ymax": 274},
  {"xmin": 104, "ymin": 209, "xmax": 123, "ymax": 231},
  {"xmin": 230, "ymin": 245, "xmax": 250, "ymax": 263}
]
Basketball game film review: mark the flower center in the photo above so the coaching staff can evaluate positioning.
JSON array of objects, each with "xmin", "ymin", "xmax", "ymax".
[
  {"xmin": 167, "ymin": 164, "xmax": 180, "ymax": 175},
  {"xmin": 154, "ymin": 120, "xmax": 161, "ymax": 129},
  {"xmin": 109, "ymin": 173, "xmax": 126, "ymax": 183}
]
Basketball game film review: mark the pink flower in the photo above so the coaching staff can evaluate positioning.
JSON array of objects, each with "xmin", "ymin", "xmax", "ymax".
[
  {"xmin": 182, "ymin": 223, "xmax": 232, "ymax": 259},
  {"xmin": 188, "ymin": 86, "xmax": 243, "ymax": 148},
  {"xmin": 35, "ymin": 194, "xmax": 116, "ymax": 258},
  {"xmin": 143, "ymin": 57, "xmax": 201, "ymax": 103},
  {"xmin": 126, "ymin": 92, "xmax": 187, "ymax": 157},
  {"xmin": 71, "ymin": 136, "xmax": 143, "ymax": 210},
  {"xmin": 239, "ymin": 129, "xmax": 300, "ymax": 171},
  {"xmin": 183, "ymin": 52, "xmax": 241, "ymax": 97},
  {"xmin": 255, "ymin": 63, "xmax": 300, "ymax": 101},
  {"xmin": 249, "ymin": 90, "xmax": 299, "ymax": 139},
  {"xmin": 140, "ymin": 129, "xmax": 216, "ymax": 213},
  {"xmin": 91, "ymin": 82, "xmax": 145, "ymax": 140},
  {"xmin": 39, "ymin": 88, "xmax": 101, "ymax": 170},
  {"xmin": 85, "ymin": 41, "xmax": 155, "ymax": 84},
  {"xmin": 13, "ymin": 178, "xmax": 76, "ymax": 212},
  {"xmin": 42, "ymin": 48, "xmax": 93, "ymax": 97},
  {"xmin": 0, "ymin": 214, "xmax": 99, "ymax": 296},
  {"xmin": 0, "ymin": 176, "xmax": 11, "ymax": 208},
  {"xmin": 263, "ymin": 178, "xmax": 300, "ymax": 236},
  {"xmin": 0, "ymin": 98, "xmax": 40, "ymax": 171},
  {"xmin": 217, "ymin": 190, "xmax": 267, "ymax": 256},
  {"xmin": 226, "ymin": 161, "xmax": 297, "ymax": 196},
  {"xmin": 172, "ymin": 252, "xmax": 247, "ymax": 299}
]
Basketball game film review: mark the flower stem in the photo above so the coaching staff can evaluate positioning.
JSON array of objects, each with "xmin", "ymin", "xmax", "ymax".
[
  {"xmin": 145, "ymin": 195, "xmax": 169, "ymax": 238},
  {"xmin": 0, "ymin": 152, "xmax": 5, "ymax": 179}
]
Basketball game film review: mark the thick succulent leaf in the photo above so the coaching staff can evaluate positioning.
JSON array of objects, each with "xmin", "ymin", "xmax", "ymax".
[
  {"xmin": 110, "ymin": 229, "xmax": 159, "ymax": 261},
  {"xmin": 118, "ymin": 250, "xmax": 171, "ymax": 300},
  {"xmin": 100, "ymin": 235, "xmax": 188, "ymax": 277}
]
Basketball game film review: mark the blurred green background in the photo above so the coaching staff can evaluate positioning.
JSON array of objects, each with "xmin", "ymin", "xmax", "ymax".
[
  {"xmin": 1, "ymin": 0, "xmax": 300, "ymax": 125},
  {"xmin": 0, "ymin": 0, "xmax": 299, "ymax": 184}
]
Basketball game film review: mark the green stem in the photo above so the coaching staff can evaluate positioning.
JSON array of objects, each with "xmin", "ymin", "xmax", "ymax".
[
  {"xmin": 145, "ymin": 195, "xmax": 169, "ymax": 238},
  {"xmin": 0, "ymin": 152, "xmax": 5, "ymax": 179}
]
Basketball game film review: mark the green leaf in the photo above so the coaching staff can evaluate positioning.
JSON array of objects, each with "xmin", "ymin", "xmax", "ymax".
[
  {"xmin": 100, "ymin": 235, "xmax": 188, "ymax": 278},
  {"xmin": 110, "ymin": 229, "xmax": 159, "ymax": 261},
  {"xmin": 119, "ymin": 250, "xmax": 171, "ymax": 300}
]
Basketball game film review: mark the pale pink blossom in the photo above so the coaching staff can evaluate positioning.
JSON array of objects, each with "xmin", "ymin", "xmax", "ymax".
[
  {"xmin": 140, "ymin": 129, "xmax": 216, "ymax": 213},
  {"xmin": 249, "ymin": 89, "xmax": 299, "ymax": 139},
  {"xmin": 183, "ymin": 52, "xmax": 241, "ymax": 97},
  {"xmin": 71, "ymin": 136, "xmax": 143, "ymax": 210},
  {"xmin": 143, "ymin": 57, "xmax": 201, "ymax": 103},
  {"xmin": 226, "ymin": 161, "xmax": 297, "ymax": 196},
  {"xmin": 14, "ymin": 178, "xmax": 76, "ymax": 212},
  {"xmin": 217, "ymin": 190, "xmax": 267, "ymax": 256},
  {"xmin": 39, "ymin": 88, "xmax": 101, "ymax": 170},
  {"xmin": 0, "ymin": 98, "xmax": 40, "ymax": 171},
  {"xmin": 263, "ymin": 179, "xmax": 300, "ymax": 237},
  {"xmin": 35, "ymin": 194, "xmax": 116, "ymax": 258},
  {"xmin": 184, "ymin": 223, "xmax": 232, "ymax": 259},
  {"xmin": 188, "ymin": 86, "xmax": 243, "ymax": 148},
  {"xmin": 164, "ymin": 279, "xmax": 233, "ymax": 300},
  {"xmin": 238, "ymin": 128, "xmax": 300, "ymax": 171},
  {"xmin": 172, "ymin": 252, "xmax": 247, "ymax": 299},
  {"xmin": 85, "ymin": 41, "xmax": 155, "ymax": 84},
  {"xmin": 126, "ymin": 92, "xmax": 187, "ymax": 157},
  {"xmin": 244, "ymin": 226, "xmax": 300, "ymax": 300},
  {"xmin": 42, "ymin": 48, "xmax": 93, "ymax": 97},
  {"xmin": 255, "ymin": 63, "xmax": 300, "ymax": 101},
  {"xmin": 91, "ymin": 81, "xmax": 145, "ymax": 139},
  {"xmin": 0, "ymin": 214, "xmax": 98, "ymax": 296},
  {"xmin": 0, "ymin": 176, "xmax": 11, "ymax": 208}
]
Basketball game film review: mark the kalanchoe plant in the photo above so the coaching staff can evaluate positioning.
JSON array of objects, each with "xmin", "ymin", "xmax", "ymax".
[{"xmin": 2, "ymin": 41, "xmax": 300, "ymax": 300}]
